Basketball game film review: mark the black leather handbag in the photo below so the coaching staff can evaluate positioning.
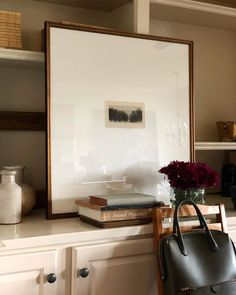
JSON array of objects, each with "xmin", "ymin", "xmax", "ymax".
[{"xmin": 159, "ymin": 200, "xmax": 236, "ymax": 294}]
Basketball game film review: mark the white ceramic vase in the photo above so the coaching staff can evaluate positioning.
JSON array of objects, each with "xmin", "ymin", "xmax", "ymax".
[
  {"xmin": 3, "ymin": 165, "xmax": 36, "ymax": 216},
  {"xmin": 0, "ymin": 170, "xmax": 22, "ymax": 224}
]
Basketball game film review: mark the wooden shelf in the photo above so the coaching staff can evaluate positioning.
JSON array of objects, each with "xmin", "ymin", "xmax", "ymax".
[
  {"xmin": 0, "ymin": 111, "xmax": 46, "ymax": 131},
  {"xmin": 195, "ymin": 142, "xmax": 236, "ymax": 150},
  {"xmin": 196, "ymin": 0, "xmax": 236, "ymax": 9},
  {"xmin": 0, "ymin": 48, "xmax": 44, "ymax": 69},
  {"xmin": 34, "ymin": 0, "xmax": 130, "ymax": 11},
  {"xmin": 150, "ymin": 0, "xmax": 236, "ymax": 32},
  {"xmin": 150, "ymin": 0, "xmax": 236, "ymax": 16}
]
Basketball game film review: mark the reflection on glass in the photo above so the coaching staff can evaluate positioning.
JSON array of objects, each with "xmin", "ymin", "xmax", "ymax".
[{"xmin": 165, "ymin": 72, "xmax": 189, "ymax": 147}]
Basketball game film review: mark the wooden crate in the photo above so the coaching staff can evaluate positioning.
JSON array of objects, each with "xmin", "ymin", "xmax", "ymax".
[{"xmin": 0, "ymin": 10, "xmax": 22, "ymax": 49}]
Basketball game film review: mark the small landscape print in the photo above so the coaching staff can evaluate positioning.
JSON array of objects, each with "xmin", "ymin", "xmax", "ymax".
[{"xmin": 105, "ymin": 101, "xmax": 145, "ymax": 128}]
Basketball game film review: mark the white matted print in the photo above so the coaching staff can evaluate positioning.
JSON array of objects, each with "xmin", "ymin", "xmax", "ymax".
[
  {"xmin": 46, "ymin": 22, "xmax": 193, "ymax": 217},
  {"xmin": 105, "ymin": 101, "xmax": 145, "ymax": 128}
]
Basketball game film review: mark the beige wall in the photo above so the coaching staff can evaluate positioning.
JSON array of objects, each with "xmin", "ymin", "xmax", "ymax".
[
  {"xmin": 0, "ymin": 1, "xmax": 133, "ymax": 190},
  {"xmin": 150, "ymin": 18, "xmax": 236, "ymax": 178},
  {"xmin": 107, "ymin": 2, "xmax": 134, "ymax": 33},
  {"xmin": 0, "ymin": 0, "xmax": 133, "ymax": 51},
  {"xmin": 1, "ymin": 1, "xmax": 236, "ymax": 189},
  {"xmin": 0, "ymin": 0, "xmax": 108, "ymax": 51},
  {"xmin": 150, "ymin": 19, "xmax": 236, "ymax": 142}
]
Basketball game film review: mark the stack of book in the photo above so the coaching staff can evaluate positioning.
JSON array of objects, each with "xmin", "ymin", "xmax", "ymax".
[
  {"xmin": 75, "ymin": 193, "xmax": 164, "ymax": 228},
  {"xmin": 0, "ymin": 10, "xmax": 22, "ymax": 49}
]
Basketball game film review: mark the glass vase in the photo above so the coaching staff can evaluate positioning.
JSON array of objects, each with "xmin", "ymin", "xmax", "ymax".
[{"xmin": 170, "ymin": 188, "xmax": 205, "ymax": 206}]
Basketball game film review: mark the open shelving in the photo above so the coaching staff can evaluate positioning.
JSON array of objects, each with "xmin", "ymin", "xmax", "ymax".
[
  {"xmin": 0, "ymin": 48, "xmax": 44, "ymax": 69},
  {"xmin": 195, "ymin": 142, "xmax": 236, "ymax": 151}
]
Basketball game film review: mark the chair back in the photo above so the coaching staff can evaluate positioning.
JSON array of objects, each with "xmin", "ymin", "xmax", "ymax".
[{"xmin": 152, "ymin": 203, "xmax": 227, "ymax": 295}]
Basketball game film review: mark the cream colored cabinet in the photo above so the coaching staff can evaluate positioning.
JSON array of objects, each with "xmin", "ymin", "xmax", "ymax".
[
  {"xmin": 0, "ymin": 214, "xmax": 236, "ymax": 295},
  {"xmin": 71, "ymin": 238, "xmax": 157, "ymax": 295},
  {"xmin": 0, "ymin": 250, "xmax": 58, "ymax": 295}
]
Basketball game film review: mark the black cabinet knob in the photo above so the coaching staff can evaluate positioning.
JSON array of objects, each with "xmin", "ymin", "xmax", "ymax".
[
  {"xmin": 79, "ymin": 268, "xmax": 89, "ymax": 278},
  {"xmin": 46, "ymin": 273, "xmax": 57, "ymax": 283}
]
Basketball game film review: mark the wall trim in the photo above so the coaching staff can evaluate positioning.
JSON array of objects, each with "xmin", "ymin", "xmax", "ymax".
[{"xmin": 150, "ymin": 0, "xmax": 236, "ymax": 17}]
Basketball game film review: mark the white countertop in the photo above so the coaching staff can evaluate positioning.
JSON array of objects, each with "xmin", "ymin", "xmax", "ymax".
[
  {"xmin": 0, "ymin": 210, "xmax": 153, "ymax": 250},
  {"xmin": 0, "ymin": 195, "xmax": 236, "ymax": 250}
]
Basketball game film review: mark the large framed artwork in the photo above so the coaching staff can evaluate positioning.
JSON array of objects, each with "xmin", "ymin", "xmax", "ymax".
[{"xmin": 45, "ymin": 22, "xmax": 194, "ymax": 218}]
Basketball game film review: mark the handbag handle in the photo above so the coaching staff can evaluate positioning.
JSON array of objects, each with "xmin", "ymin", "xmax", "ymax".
[
  {"xmin": 173, "ymin": 200, "xmax": 206, "ymax": 234},
  {"xmin": 173, "ymin": 200, "xmax": 218, "ymax": 256}
]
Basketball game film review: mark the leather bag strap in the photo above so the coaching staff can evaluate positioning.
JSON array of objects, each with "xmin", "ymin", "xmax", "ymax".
[
  {"xmin": 173, "ymin": 200, "xmax": 218, "ymax": 256},
  {"xmin": 173, "ymin": 200, "xmax": 206, "ymax": 233}
]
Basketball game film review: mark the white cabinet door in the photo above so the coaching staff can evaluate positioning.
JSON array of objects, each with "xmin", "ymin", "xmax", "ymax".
[
  {"xmin": 0, "ymin": 250, "xmax": 57, "ymax": 295},
  {"xmin": 71, "ymin": 238, "xmax": 157, "ymax": 295}
]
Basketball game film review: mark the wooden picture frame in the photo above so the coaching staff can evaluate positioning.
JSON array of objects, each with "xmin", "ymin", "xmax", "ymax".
[{"xmin": 45, "ymin": 22, "xmax": 194, "ymax": 218}]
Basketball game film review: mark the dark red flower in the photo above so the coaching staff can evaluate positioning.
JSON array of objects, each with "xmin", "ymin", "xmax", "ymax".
[{"xmin": 159, "ymin": 161, "xmax": 220, "ymax": 189}]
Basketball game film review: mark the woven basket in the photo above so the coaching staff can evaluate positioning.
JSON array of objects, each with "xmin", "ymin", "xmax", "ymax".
[
  {"xmin": 0, "ymin": 9, "xmax": 22, "ymax": 49},
  {"xmin": 216, "ymin": 121, "xmax": 236, "ymax": 142}
]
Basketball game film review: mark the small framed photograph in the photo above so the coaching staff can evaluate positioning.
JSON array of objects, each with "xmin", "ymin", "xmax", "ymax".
[{"xmin": 105, "ymin": 101, "xmax": 145, "ymax": 128}]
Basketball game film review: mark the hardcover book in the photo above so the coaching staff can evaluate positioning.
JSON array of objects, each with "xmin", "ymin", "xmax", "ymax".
[
  {"xmin": 80, "ymin": 215, "xmax": 152, "ymax": 228},
  {"xmin": 75, "ymin": 199, "xmax": 164, "ymax": 211},
  {"xmin": 89, "ymin": 193, "xmax": 156, "ymax": 206},
  {"xmin": 78, "ymin": 205, "xmax": 153, "ymax": 222},
  {"xmin": 75, "ymin": 198, "xmax": 164, "ymax": 227}
]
